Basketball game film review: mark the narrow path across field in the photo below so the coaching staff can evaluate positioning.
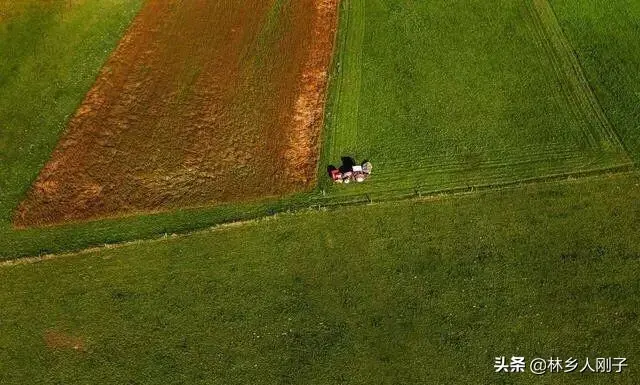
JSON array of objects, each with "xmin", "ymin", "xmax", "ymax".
[{"xmin": 324, "ymin": 0, "xmax": 365, "ymax": 158}]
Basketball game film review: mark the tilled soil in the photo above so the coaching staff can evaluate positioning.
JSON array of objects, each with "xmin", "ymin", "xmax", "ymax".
[{"xmin": 14, "ymin": 0, "xmax": 338, "ymax": 227}]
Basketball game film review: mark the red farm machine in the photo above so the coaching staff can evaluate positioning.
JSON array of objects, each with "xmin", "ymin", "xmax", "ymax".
[{"xmin": 329, "ymin": 160, "xmax": 372, "ymax": 184}]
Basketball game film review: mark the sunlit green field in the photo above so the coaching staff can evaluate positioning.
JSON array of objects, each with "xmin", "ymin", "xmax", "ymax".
[
  {"xmin": 1, "ymin": 0, "xmax": 638, "ymax": 260},
  {"xmin": 321, "ymin": 0, "xmax": 631, "ymax": 198}
]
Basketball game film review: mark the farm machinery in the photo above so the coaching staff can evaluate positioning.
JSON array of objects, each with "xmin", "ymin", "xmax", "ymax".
[{"xmin": 329, "ymin": 160, "xmax": 372, "ymax": 184}]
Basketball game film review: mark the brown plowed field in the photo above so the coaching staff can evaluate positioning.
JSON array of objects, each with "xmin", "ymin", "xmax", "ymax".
[{"xmin": 14, "ymin": 0, "xmax": 338, "ymax": 227}]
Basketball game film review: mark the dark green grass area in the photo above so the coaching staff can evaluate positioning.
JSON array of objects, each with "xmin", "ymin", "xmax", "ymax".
[
  {"xmin": 550, "ymin": 0, "xmax": 640, "ymax": 162},
  {"xmin": 321, "ymin": 0, "xmax": 631, "ymax": 197},
  {"xmin": 1, "ymin": 172, "xmax": 639, "ymax": 385}
]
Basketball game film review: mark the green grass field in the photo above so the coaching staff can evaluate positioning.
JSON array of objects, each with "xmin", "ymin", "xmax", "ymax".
[
  {"xmin": 1, "ymin": 172, "xmax": 639, "ymax": 385},
  {"xmin": 321, "ymin": 0, "xmax": 632, "ymax": 198},
  {"xmin": 0, "ymin": 0, "xmax": 638, "ymax": 260},
  {"xmin": 550, "ymin": 0, "xmax": 640, "ymax": 162},
  {"xmin": 2, "ymin": 0, "xmax": 640, "ymax": 383}
]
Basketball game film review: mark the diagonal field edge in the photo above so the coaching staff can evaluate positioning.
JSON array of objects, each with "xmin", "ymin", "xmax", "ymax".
[
  {"xmin": 12, "ymin": 0, "xmax": 340, "ymax": 227},
  {"xmin": 0, "ymin": 162, "xmax": 634, "ymax": 263},
  {"xmin": 2, "ymin": 168, "xmax": 636, "ymax": 267},
  {"xmin": 528, "ymin": 0, "xmax": 628, "ymax": 152},
  {"xmin": 1, "ymin": 0, "xmax": 633, "ymax": 261}
]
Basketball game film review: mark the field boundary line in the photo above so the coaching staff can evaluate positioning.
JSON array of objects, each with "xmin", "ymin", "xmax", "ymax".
[
  {"xmin": 2, "ymin": 167, "xmax": 636, "ymax": 267},
  {"xmin": 318, "ymin": 0, "xmax": 365, "ymax": 189},
  {"xmin": 0, "ymin": 215, "xmax": 284, "ymax": 267}
]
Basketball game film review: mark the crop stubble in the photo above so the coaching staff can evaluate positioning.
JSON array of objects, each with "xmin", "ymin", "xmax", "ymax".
[{"xmin": 14, "ymin": 0, "xmax": 338, "ymax": 227}]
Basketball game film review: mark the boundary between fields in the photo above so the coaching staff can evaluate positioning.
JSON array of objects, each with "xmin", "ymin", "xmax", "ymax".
[
  {"xmin": 1, "ymin": 0, "xmax": 637, "ymax": 265},
  {"xmin": 319, "ymin": 0, "xmax": 365, "ymax": 184},
  {"xmin": 1, "ymin": 166, "xmax": 635, "ymax": 267},
  {"xmin": 0, "ymin": 217, "xmax": 281, "ymax": 267}
]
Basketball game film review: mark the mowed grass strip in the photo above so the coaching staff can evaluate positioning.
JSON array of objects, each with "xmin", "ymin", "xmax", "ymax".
[
  {"xmin": 1, "ymin": 172, "xmax": 639, "ymax": 384},
  {"xmin": 550, "ymin": 0, "xmax": 640, "ymax": 162},
  {"xmin": 321, "ymin": 0, "xmax": 631, "ymax": 198},
  {"xmin": 321, "ymin": 0, "xmax": 366, "ymax": 167}
]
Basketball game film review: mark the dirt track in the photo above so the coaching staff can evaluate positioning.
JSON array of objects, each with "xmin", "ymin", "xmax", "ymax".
[{"xmin": 15, "ymin": 0, "xmax": 338, "ymax": 227}]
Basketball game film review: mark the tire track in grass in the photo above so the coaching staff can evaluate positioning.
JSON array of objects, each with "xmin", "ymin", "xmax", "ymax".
[
  {"xmin": 325, "ymin": 140, "xmax": 629, "ymax": 200},
  {"xmin": 320, "ymin": 0, "xmax": 631, "ymax": 202},
  {"xmin": 334, "ymin": 137, "xmax": 599, "ymax": 196},
  {"xmin": 371, "ymin": 0, "xmax": 633, "ymax": 194},
  {"xmin": 352, "ymin": 0, "xmax": 634, "ymax": 198},
  {"xmin": 527, "ymin": 0, "xmax": 629, "ymax": 154},
  {"xmin": 523, "ymin": 1, "xmax": 597, "ymax": 148},
  {"xmin": 374, "ymin": 142, "xmax": 577, "ymax": 169},
  {"xmin": 321, "ymin": 158, "xmax": 632, "ymax": 202},
  {"xmin": 364, "ymin": 151, "xmax": 594, "ymax": 187}
]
